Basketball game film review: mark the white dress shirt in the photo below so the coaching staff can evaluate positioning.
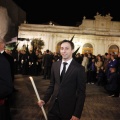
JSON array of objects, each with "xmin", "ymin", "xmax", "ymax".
[{"xmin": 60, "ymin": 58, "xmax": 73, "ymax": 75}]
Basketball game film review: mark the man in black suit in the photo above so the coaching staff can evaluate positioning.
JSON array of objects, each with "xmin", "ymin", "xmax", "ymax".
[
  {"xmin": 0, "ymin": 49, "xmax": 13, "ymax": 120},
  {"xmin": 38, "ymin": 40, "xmax": 86, "ymax": 120},
  {"xmin": 0, "ymin": 41, "xmax": 16, "ymax": 91}
]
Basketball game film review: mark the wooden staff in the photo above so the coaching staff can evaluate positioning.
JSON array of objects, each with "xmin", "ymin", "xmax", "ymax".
[{"xmin": 29, "ymin": 76, "xmax": 48, "ymax": 120}]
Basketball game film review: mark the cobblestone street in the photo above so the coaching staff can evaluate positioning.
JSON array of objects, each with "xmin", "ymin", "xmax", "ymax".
[{"xmin": 10, "ymin": 74, "xmax": 120, "ymax": 120}]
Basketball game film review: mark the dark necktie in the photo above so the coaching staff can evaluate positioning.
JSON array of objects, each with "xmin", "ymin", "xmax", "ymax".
[{"xmin": 60, "ymin": 62, "xmax": 68, "ymax": 82}]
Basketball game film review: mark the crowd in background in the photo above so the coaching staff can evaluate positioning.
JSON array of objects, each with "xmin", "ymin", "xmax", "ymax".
[{"xmin": 5, "ymin": 47, "xmax": 120, "ymax": 97}]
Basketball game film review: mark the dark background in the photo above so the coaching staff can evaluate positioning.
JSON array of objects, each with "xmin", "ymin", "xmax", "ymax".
[{"xmin": 13, "ymin": 0, "xmax": 120, "ymax": 26}]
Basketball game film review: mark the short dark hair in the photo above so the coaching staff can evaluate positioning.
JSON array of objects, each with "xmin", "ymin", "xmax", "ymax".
[
  {"xmin": 60, "ymin": 40, "xmax": 74, "ymax": 49},
  {"xmin": 105, "ymin": 52, "xmax": 108, "ymax": 56},
  {"xmin": 46, "ymin": 49, "xmax": 49, "ymax": 53}
]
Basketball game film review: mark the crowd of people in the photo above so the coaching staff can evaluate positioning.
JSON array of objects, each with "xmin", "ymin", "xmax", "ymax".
[
  {"xmin": 5, "ymin": 43, "xmax": 120, "ymax": 98},
  {"xmin": 1, "ymin": 38, "xmax": 120, "ymax": 119},
  {"xmin": 78, "ymin": 52, "xmax": 120, "ymax": 97}
]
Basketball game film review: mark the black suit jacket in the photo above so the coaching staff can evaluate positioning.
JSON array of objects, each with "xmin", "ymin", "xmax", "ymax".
[
  {"xmin": 43, "ymin": 59, "xmax": 86, "ymax": 118},
  {"xmin": 2, "ymin": 51, "xmax": 14, "ymax": 82},
  {"xmin": 0, "ymin": 54, "xmax": 13, "ymax": 98},
  {"xmin": 43, "ymin": 54, "xmax": 53, "ymax": 67}
]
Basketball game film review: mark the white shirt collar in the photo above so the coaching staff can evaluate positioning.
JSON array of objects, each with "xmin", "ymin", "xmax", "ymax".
[
  {"xmin": 0, "ymin": 50, "xmax": 4, "ymax": 54},
  {"xmin": 62, "ymin": 58, "xmax": 73, "ymax": 65},
  {"xmin": 60, "ymin": 58, "xmax": 73, "ymax": 74}
]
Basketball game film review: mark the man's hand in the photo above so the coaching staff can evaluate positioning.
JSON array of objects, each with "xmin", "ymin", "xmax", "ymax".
[
  {"xmin": 70, "ymin": 116, "xmax": 80, "ymax": 120},
  {"xmin": 37, "ymin": 100, "xmax": 45, "ymax": 107}
]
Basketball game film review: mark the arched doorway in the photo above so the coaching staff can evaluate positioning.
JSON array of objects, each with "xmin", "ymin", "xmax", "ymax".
[
  {"xmin": 82, "ymin": 43, "xmax": 93, "ymax": 54},
  {"xmin": 108, "ymin": 45, "xmax": 119, "ymax": 54},
  {"xmin": 56, "ymin": 42, "xmax": 61, "ymax": 53}
]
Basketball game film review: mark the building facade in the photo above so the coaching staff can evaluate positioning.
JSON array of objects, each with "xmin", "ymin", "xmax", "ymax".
[{"xmin": 18, "ymin": 13, "xmax": 120, "ymax": 55}]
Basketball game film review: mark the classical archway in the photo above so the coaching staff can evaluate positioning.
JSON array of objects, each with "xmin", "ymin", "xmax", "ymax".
[
  {"xmin": 82, "ymin": 43, "xmax": 93, "ymax": 54},
  {"xmin": 56, "ymin": 42, "xmax": 61, "ymax": 53},
  {"xmin": 108, "ymin": 45, "xmax": 119, "ymax": 54}
]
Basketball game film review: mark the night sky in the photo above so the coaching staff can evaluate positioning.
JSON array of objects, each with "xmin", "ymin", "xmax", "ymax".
[{"xmin": 13, "ymin": 0, "xmax": 120, "ymax": 26}]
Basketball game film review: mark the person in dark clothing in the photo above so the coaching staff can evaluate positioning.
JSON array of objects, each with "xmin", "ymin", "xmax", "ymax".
[
  {"xmin": 28, "ymin": 50, "xmax": 38, "ymax": 76},
  {"xmin": 0, "ymin": 41, "xmax": 16, "ymax": 91},
  {"xmin": 11, "ymin": 49, "xmax": 19, "ymax": 74},
  {"xmin": 74, "ymin": 53, "xmax": 83, "ymax": 65},
  {"xmin": 20, "ymin": 50, "xmax": 29, "ymax": 75},
  {"xmin": 105, "ymin": 66, "xmax": 119, "ymax": 97},
  {"xmin": 11, "ymin": 43, "xmax": 19, "ymax": 74},
  {"xmin": 0, "ymin": 41, "xmax": 13, "ymax": 120},
  {"xmin": 87, "ymin": 58, "xmax": 97, "ymax": 84},
  {"xmin": 38, "ymin": 40, "xmax": 86, "ymax": 120},
  {"xmin": 117, "ymin": 55, "xmax": 120, "ymax": 74},
  {"xmin": 107, "ymin": 54, "xmax": 118, "ymax": 80},
  {"xmin": 53, "ymin": 52, "xmax": 60, "ymax": 62},
  {"xmin": 42, "ymin": 49, "xmax": 53, "ymax": 79},
  {"xmin": 96, "ymin": 66, "xmax": 105, "ymax": 86},
  {"xmin": 3, "ymin": 51, "xmax": 14, "ymax": 82}
]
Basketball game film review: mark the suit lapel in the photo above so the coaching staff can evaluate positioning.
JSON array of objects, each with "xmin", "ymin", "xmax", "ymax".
[
  {"xmin": 61, "ymin": 59, "xmax": 75, "ymax": 84},
  {"xmin": 56, "ymin": 60, "xmax": 62, "ymax": 84}
]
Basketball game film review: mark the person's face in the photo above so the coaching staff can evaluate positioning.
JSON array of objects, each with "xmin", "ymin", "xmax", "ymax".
[
  {"xmin": 107, "ymin": 54, "xmax": 111, "ymax": 59},
  {"xmin": 118, "ymin": 52, "xmax": 120, "ymax": 57},
  {"xmin": 60, "ymin": 42, "xmax": 74, "ymax": 61},
  {"xmin": 110, "ymin": 68, "xmax": 115, "ymax": 73},
  {"xmin": 92, "ymin": 59, "xmax": 95, "ymax": 62},
  {"xmin": 110, "ymin": 55, "xmax": 114, "ymax": 60}
]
